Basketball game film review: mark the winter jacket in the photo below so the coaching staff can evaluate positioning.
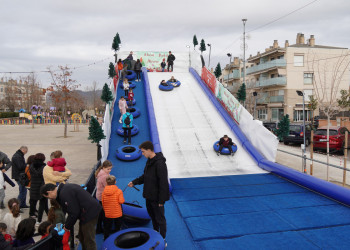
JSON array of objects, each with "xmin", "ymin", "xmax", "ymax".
[
  {"xmin": 132, "ymin": 152, "xmax": 170, "ymax": 204},
  {"xmin": 118, "ymin": 99, "xmax": 128, "ymax": 115},
  {"xmin": 123, "ymin": 81, "xmax": 129, "ymax": 91},
  {"xmin": 122, "ymin": 112, "xmax": 133, "ymax": 128},
  {"xmin": 0, "ymin": 151, "xmax": 12, "ymax": 171},
  {"xmin": 47, "ymin": 158, "xmax": 66, "ymax": 172},
  {"xmin": 117, "ymin": 62, "xmax": 123, "ymax": 71},
  {"xmin": 56, "ymin": 183, "xmax": 101, "ymax": 230},
  {"xmin": 218, "ymin": 137, "xmax": 234, "ymax": 146},
  {"xmin": 167, "ymin": 54, "xmax": 176, "ymax": 64},
  {"xmin": 43, "ymin": 165, "xmax": 71, "ymax": 185},
  {"xmin": 134, "ymin": 61, "xmax": 142, "ymax": 71},
  {"xmin": 126, "ymin": 54, "xmax": 133, "ymax": 61},
  {"xmin": 128, "ymin": 91, "xmax": 134, "ymax": 101},
  {"xmin": 29, "ymin": 159, "xmax": 46, "ymax": 200},
  {"xmin": 11, "ymin": 150, "xmax": 26, "ymax": 180},
  {"xmin": 161, "ymin": 62, "xmax": 166, "ymax": 69},
  {"xmin": 0, "ymin": 233, "xmax": 29, "ymax": 250},
  {"xmin": 96, "ymin": 169, "xmax": 109, "ymax": 201},
  {"xmin": 102, "ymin": 185, "xmax": 124, "ymax": 218},
  {"xmin": 120, "ymin": 68, "xmax": 128, "ymax": 81}
]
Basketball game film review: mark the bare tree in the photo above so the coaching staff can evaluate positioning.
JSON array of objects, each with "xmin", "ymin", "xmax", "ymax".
[
  {"xmin": 3, "ymin": 79, "xmax": 20, "ymax": 112},
  {"xmin": 21, "ymin": 73, "xmax": 43, "ymax": 112},
  {"xmin": 48, "ymin": 66, "xmax": 80, "ymax": 138},
  {"xmin": 310, "ymin": 51, "xmax": 350, "ymax": 180}
]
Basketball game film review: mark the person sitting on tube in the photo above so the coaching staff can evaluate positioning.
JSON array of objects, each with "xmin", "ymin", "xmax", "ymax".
[
  {"xmin": 216, "ymin": 135, "xmax": 236, "ymax": 156},
  {"xmin": 160, "ymin": 80, "xmax": 168, "ymax": 87}
]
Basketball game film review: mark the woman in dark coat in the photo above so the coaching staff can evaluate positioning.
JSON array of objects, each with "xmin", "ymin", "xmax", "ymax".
[{"xmin": 29, "ymin": 153, "xmax": 48, "ymax": 223}]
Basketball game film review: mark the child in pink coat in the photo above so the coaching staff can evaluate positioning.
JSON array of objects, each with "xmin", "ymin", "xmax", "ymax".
[{"xmin": 118, "ymin": 96, "xmax": 128, "ymax": 124}]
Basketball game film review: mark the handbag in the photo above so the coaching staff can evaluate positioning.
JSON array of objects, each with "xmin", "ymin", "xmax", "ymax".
[{"xmin": 19, "ymin": 167, "xmax": 30, "ymax": 186}]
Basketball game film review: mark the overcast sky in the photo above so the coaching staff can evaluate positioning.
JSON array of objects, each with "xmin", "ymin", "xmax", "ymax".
[{"xmin": 1, "ymin": 0, "xmax": 349, "ymax": 89}]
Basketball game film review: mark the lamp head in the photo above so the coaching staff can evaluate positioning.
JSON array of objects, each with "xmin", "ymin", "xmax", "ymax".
[
  {"xmin": 253, "ymin": 92, "xmax": 257, "ymax": 96},
  {"xmin": 207, "ymin": 43, "xmax": 211, "ymax": 47},
  {"xmin": 227, "ymin": 53, "xmax": 232, "ymax": 57},
  {"xmin": 296, "ymin": 90, "xmax": 304, "ymax": 96}
]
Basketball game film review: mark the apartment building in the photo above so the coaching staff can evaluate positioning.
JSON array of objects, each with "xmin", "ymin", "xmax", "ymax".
[{"xmin": 245, "ymin": 33, "xmax": 349, "ymax": 122}]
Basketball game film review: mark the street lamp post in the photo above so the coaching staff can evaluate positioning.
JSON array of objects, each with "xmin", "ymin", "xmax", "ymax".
[
  {"xmin": 242, "ymin": 19, "xmax": 247, "ymax": 107},
  {"xmin": 186, "ymin": 45, "xmax": 191, "ymax": 68},
  {"xmin": 297, "ymin": 90, "xmax": 307, "ymax": 173},
  {"xmin": 207, "ymin": 43, "xmax": 212, "ymax": 68},
  {"xmin": 227, "ymin": 53, "xmax": 232, "ymax": 82},
  {"xmin": 253, "ymin": 92, "xmax": 257, "ymax": 119}
]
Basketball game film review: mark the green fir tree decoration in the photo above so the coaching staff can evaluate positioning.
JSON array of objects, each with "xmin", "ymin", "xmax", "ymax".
[
  {"xmin": 88, "ymin": 116, "xmax": 106, "ymax": 144},
  {"xmin": 276, "ymin": 114, "xmax": 290, "ymax": 141},
  {"xmin": 108, "ymin": 62, "xmax": 116, "ymax": 78},
  {"xmin": 236, "ymin": 83, "xmax": 246, "ymax": 103},
  {"xmin": 101, "ymin": 83, "xmax": 114, "ymax": 104},
  {"xmin": 199, "ymin": 39, "xmax": 206, "ymax": 55},
  {"xmin": 193, "ymin": 35, "xmax": 198, "ymax": 50},
  {"xmin": 112, "ymin": 35, "xmax": 120, "ymax": 52},
  {"xmin": 116, "ymin": 33, "xmax": 121, "ymax": 44},
  {"xmin": 214, "ymin": 63, "xmax": 222, "ymax": 79}
]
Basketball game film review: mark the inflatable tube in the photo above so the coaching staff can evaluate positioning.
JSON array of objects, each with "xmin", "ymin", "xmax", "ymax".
[
  {"xmin": 213, "ymin": 141, "xmax": 237, "ymax": 155},
  {"xmin": 166, "ymin": 80, "xmax": 181, "ymax": 87},
  {"xmin": 120, "ymin": 81, "xmax": 136, "ymax": 89},
  {"xmin": 102, "ymin": 227, "xmax": 165, "ymax": 250},
  {"xmin": 127, "ymin": 98, "xmax": 136, "ymax": 106},
  {"xmin": 125, "ymin": 70, "xmax": 136, "ymax": 80},
  {"xmin": 129, "ymin": 107, "xmax": 141, "ymax": 118},
  {"xmin": 116, "ymin": 145, "xmax": 142, "ymax": 161},
  {"xmin": 122, "ymin": 202, "xmax": 151, "ymax": 224},
  {"xmin": 116, "ymin": 124, "xmax": 139, "ymax": 137},
  {"xmin": 159, "ymin": 84, "xmax": 174, "ymax": 91}
]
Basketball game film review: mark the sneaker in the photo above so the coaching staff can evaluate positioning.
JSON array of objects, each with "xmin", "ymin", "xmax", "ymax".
[
  {"xmin": 119, "ymin": 120, "xmax": 122, "ymax": 124},
  {"xmin": 36, "ymin": 222, "xmax": 40, "ymax": 226},
  {"xmin": 19, "ymin": 209, "xmax": 24, "ymax": 213},
  {"xmin": 128, "ymin": 142, "xmax": 131, "ymax": 145},
  {"xmin": 30, "ymin": 215, "xmax": 37, "ymax": 219},
  {"xmin": 231, "ymin": 152, "xmax": 235, "ymax": 156},
  {"xmin": 164, "ymin": 239, "xmax": 167, "ymax": 248},
  {"xmin": 216, "ymin": 151, "xmax": 220, "ymax": 156},
  {"xmin": 123, "ymin": 140, "xmax": 126, "ymax": 143}
]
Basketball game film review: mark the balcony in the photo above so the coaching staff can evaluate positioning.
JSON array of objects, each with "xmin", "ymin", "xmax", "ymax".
[
  {"xmin": 270, "ymin": 95, "xmax": 284, "ymax": 103},
  {"xmin": 256, "ymin": 76, "xmax": 286, "ymax": 88},
  {"xmin": 257, "ymin": 95, "xmax": 284, "ymax": 104},
  {"xmin": 223, "ymin": 70, "xmax": 240, "ymax": 81},
  {"xmin": 246, "ymin": 59, "xmax": 286, "ymax": 75}
]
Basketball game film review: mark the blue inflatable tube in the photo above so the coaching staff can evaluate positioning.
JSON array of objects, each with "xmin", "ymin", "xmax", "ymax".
[
  {"xmin": 166, "ymin": 80, "xmax": 181, "ymax": 87},
  {"xmin": 159, "ymin": 84, "xmax": 174, "ymax": 91},
  {"xmin": 213, "ymin": 141, "xmax": 237, "ymax": 155},
  {"xmin": 189, "ymin": 67, "xmax": 350, "ymax": 206},
  {"xmin": 127, "ymin": 98, "xmax": 136, "ymax": 106},
  {"xmin": 122, "ymin": 202, "xmax": 151, "ymax": 224},
  {"xmin": 125, "ymin": 70, "xmax": 136, "ymax": 80},
  {"xmin": 142, "ymin": 67, "xmax": 172, "ymax": 193},
  {"xmin": 129, "ymin": 107, "xmax": 141, "ymax": 118},
  {"xmin": 116, "ymin": 145, "xmax": 142, "ymax": 161},
  {"xmin": 102, "ymin": 227, "xmax": 165, "ymax": 250},
  {"xmin": 120, "ymin": 82, "xmax": 136, "ymax": 89},
  {"xmin": 116, "ymin": 124, "xmax": 139, "ymax": 137}
]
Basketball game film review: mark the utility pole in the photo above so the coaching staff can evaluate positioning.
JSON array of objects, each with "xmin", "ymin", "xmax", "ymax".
[{"xmin": 242, "ymin": 18, "xmax": 247, "ymax": 106}]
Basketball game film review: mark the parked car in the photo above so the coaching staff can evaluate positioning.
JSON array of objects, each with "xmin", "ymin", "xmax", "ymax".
[
  {"xmin": 283, "ymin": 123, "xmax": 312, "ymax": 146},
  {"xmin": 263, "ymin": 122, "xmax": 278, "ymax": 134},
  {"xmin": 313, "ymin": 126, "xmax": 350, "ymax": 154}
]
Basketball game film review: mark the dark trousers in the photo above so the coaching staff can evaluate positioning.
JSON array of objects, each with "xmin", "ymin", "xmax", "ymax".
[
  {"xmin": 30, "ymin": 197, "xmax": 48, "ymax": 222},
  {"xmin": 219, "ymin": 145, "xmax": 233, "ymax": 153},
  {"xmin": 96, "ymin": 201, "xmax": 105, "ymax": 233},
  {"xmin": 146, "ymin": 199, "xmax": 166, "ymax": 239},
  {"xmin": 15, "ymin": 180, "xmax": 27, "ymax": 207},
  {"xmin": 135, "ymin": 71, "xmax": 141, "ymax": 81},
  {"xmin": 103, "ymin": 217, "xmax": 122, "ymax": 240},
  {"xmin": 123, "ymin": 127, "xmax": 131, "ymax": 143},
  {"xmin": 124, "ymin": 89, "xmax": 128, "ymax": 97},
  {"xmin": 167, "ymin": 62, "xmax": 173, "ymax": 72},
  {"xmin": 128, "ymin": 99, "xmax": 133, "ymax": 107},
  {"xmin": 78, "ymin": 215, "xmax": 98, "ymax": 250}
]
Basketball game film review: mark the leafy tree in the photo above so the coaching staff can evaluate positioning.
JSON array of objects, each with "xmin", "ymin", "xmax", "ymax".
[
  {"xmin": 236, "ymin": 83, "xmax": 246, "ymax": 103},
  {"xmin": 193, "ymin": 35, "xmax": 198, "ymax": 50},
  {"xmin": 101, "ymin": 83, "xmax": 114, "ymax": 104},
  {"xmin": 108, "ymin": 62, "xmax": 116, "ymax": 78},
  {"xmin": 88, "ymin": 116, "xmax": 106, "ymax": 160},
  {"xmin": 337, "ymin": 89, "xmax": 350, "ymax": 117},
  {"xmin": 308, "ymin": 95, "xmax": 318, "ymax": 129},
  {"xmin": 276, "ymin": 114, "xmax": 290, "ymax": 141},
  {"xmin": 214, "ymin": 63, "xmax": 222, "ymax": 79},
  {"xmin": 199, "ymin": 39, "xmax": 206, "ymax": 55}
]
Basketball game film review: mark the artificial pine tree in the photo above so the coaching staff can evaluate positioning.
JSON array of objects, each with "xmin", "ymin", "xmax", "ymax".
[
  {"xmin": 199, "ymin": 39, "xmax": 206, "ymax": 55},
  {"xmin": 236, "ymin": 83, "xmax": 246, "ymax": 103},
  {"xmin": 112, "ymin": 35, "xmax": 120, "ymax": 52},
  {"xmin": 214, "ymin": 63, "xmax": 222, "ymax": 79},
  {"xmin": 193, "ymin": 35, "xmax": 198, "ymax": 50},
  {"xmin": 276, "ymin": 114, "xmax": 290, "ymax": 141},
  {"xmin": 88, "ymin": 116, "xmax": 106, "ymax": 160},
  {"xmin": 108, "ymin": 62, "xmax": 116, "ymax": 78},
  {"xmin": 101, "ymin": 83, "xmax": 114, "ymax": 104},
  {"xmin": 116, "ymin": 32, "xmax": 121, "ymax": 44}
]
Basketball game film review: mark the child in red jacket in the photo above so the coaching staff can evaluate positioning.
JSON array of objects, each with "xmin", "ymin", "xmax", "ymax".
[
  {"xmin": 128, "ymin": 89, "xmax": 134, "ymax": 107},
  {"xmin": 0, "ymin": 222, "xmax": 13, "ymax": 244},
  {"xmin": 47, "ymin": 150, "xmax": 66, "ymax": 172}
]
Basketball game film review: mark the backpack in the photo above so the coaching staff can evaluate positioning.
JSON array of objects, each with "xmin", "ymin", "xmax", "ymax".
[
  {"xmin": 19, "ymin": 167, "xmax": 30, "ymax": 186},
  {"xmin": 124, "ymin": 114, "xmax": 131, "ymax": 127}
]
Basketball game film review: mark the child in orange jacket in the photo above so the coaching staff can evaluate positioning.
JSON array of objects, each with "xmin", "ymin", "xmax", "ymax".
[{"xmin": 101, "ymin": 175, "xmax": 125, "ymax": 241}]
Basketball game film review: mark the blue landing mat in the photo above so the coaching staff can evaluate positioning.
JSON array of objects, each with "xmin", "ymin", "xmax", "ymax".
[
  {"xmin": 172, "ymin": 182, "xmax": 307, "ymax": 202},
  {"xmin": 185, "ymin": 211, "xmax": 295, "ymax": 241},
  {"xmin": 199, "ymin": 231, "xmax": 320, "ymax": 250},
  {"xmin": 171, "ymin": 173, "xmax": 286, "ymax": 190}
]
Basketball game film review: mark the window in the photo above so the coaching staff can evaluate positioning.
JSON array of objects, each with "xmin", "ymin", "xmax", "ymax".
[
  {"xmin": 294, "ymin": 55, "xmax": 304, "ymax": 66},
  {"xmin": 304, "ymin": 73, "xmax": 313, "ymax": 84},
  {"xmin": 258, "ymin": 109, "xmax": 267, "ymax": 120},
  {"xmin": 293, "ymin": 110, "xmax": 312, "ymax": 121},
  {"xmin": 271, "ymin": 108, "xmax": 284, "ymax": 121},
  {"xmin": 270, "ymin": 74, "xmax": 275, "ymax": 78}
]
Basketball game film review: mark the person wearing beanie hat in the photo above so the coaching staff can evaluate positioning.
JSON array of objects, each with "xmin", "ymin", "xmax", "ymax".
[{"xmin": 167, "ymin": 51, "xmax": 176, "ymax": 72}]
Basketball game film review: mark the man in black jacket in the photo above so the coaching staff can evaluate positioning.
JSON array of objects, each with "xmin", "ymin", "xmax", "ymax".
[
  {"xmin": 11, "ymin": 146, "xmax": 28, "ymax": 208},
  {"xmin": 128, "ymin": 141, "xmax": 170, "ymax": 240},
  {"xmin": 167, "ymin": 51, "xmax": 176, "ymax": 72},
  {"xmin": 41, "ymin": 183, "xmax": 101, "ymax": 250}
]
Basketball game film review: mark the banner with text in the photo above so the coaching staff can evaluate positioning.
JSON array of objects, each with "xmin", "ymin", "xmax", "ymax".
[
  {"xmin": 216, "ymin": 82, "xmax": 242, "ymax": 124},
  {"xmin": 135, "ymin": 51, "xmax": 169, "ymax": 71},
  {"xmin": 201, "ymin": 67, "xmax": 216, "ymax": 94}
]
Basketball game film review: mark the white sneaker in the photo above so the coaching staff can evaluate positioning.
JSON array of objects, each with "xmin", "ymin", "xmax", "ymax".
[{"xmin": 119, "ymin": 120, "xmax": 122, "ymax": 123}]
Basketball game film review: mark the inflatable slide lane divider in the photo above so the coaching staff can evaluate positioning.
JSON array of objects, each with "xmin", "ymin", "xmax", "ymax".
[{"xmin": 189, "ymin": 67, "xmax": 350, "ymax": 207}]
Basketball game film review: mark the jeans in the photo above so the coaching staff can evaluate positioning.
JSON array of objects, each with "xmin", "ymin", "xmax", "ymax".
[
  {"xmin": 219, "ymin": 145, "xmax": 233, "ymax": 153},
  {"xmin": 124, "ymin": 89, "xmax": 128, "ymax": 97},
  {"xmin": 104, "ymin": 217, "xmax": 122, "ymax": 240},
  {"xmin": 123, "ymin": 127, "xmax": 132, "ymax": 144},
  {"xmin": 78, "ymin": 215, "xmax": 98, "ymax": 250},
  {"xmin": 135, "ymin": 71, "xmax": 141, "ymax": 81},
  {"xmin": 16, "ymin": 180, "xmax": 27, "ymax": 207},
  {"xmin": 146, "ymin": 199, "xmax": 166, "ymax": 239},
  {"xmin": 167, "ymin": 62, "xmax": 173, "ymax": 72}
]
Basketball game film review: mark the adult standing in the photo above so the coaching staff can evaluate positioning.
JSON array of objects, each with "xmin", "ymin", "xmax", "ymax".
[
  {"xmin": 29, "ymin": 153, "xmax": 48, "ymax": 224},
  {"xmin": 134, "ymin": 59, "xmax": 142, "ymax": 81},
  {"xmin": 120, "ymin": 65, "xmax": 128, "ymax": 83},
  {"xmin": 42, "ymin": 164, "xmax": 71, "ymax": 185},
  {"xmin": 128, "ymin": 141, "xmax": 170, "ymax": 242},
  {"xmin": 41, "ymin": 183, "xmax": 102, "ymax": 250},
  {"xmin": 0, "ymin": 151, "xmax": 12, "ymax": 209},
  {"xmin": 126, "ymin": 51, "xmax": 133, "ymax": 69},
  {"xmin": 11, "ymin": 146, "xmax": 28, "ymax": 208},
  {"xmin": 122, "ymin": 108, "xmax": 133, "ymax": 145},
  {"xmin": 167, "ymin": 51, "xmax": 176, "ymax": 72}
]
